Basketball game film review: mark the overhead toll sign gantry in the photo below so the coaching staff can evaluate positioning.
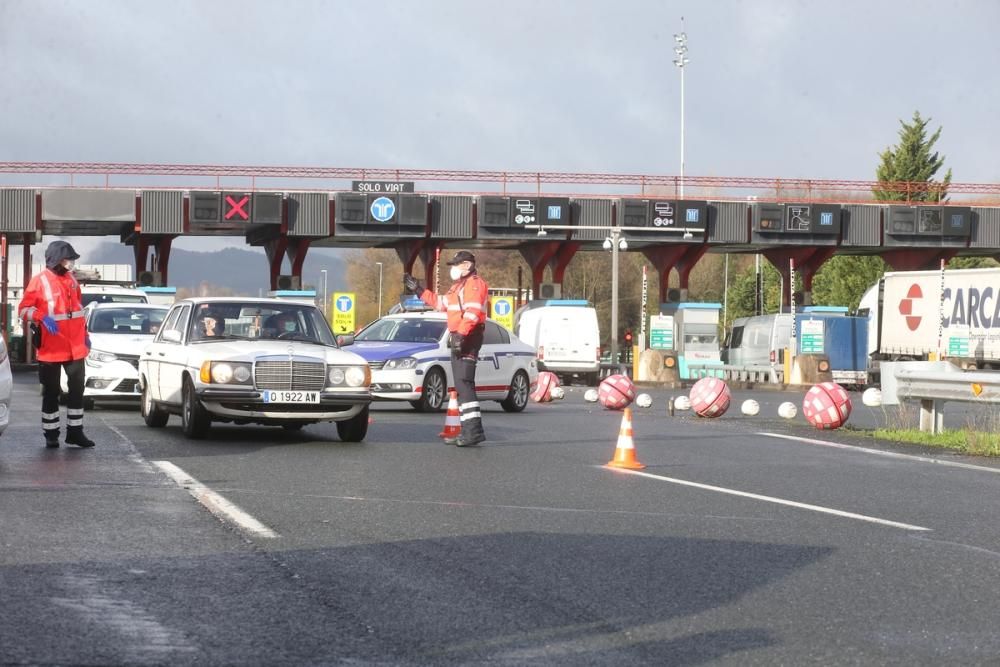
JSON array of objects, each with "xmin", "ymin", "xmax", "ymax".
[{"xmin": 617, "ymin": 198, "xmax": 709, "ymax": 246}]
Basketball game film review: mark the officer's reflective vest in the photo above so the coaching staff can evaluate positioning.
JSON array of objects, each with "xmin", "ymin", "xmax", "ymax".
[
  {"xmin": 419, "ymin": 273, "xmax": 489, "ymax": 335},
  {"xmin": 18, "ymin": 269, "xmax": 88, "ymax": 362}
]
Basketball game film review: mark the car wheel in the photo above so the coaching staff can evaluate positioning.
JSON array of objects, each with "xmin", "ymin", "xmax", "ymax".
[
  {"xmin": 415, "ymin": 367, "xmax": 447, "ymax": 412},
  {"xmin": 141, "ymin": 379, "xmax": 169, "ymax": 428},
  {"xmin": 336, "ymin": 406, "xmax": 369, "ymax": 442},
  {"xmin": 501, "ymin": 370, "xmax": 530, "ymax": 413},
  {"xmin": 181, "ymin": 377, "xmax": 211, "ymax": 439}
]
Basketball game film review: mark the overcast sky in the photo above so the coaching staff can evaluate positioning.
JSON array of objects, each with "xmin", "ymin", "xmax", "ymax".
[{"xmin": 2, "ymin": 0, "xmax": 998, "ymax": 255}]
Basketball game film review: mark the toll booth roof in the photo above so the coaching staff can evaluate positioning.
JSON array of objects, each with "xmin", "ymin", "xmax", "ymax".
[{"xmin": 659, "ymin": 302, "xmax": 723, "ymax": 311}]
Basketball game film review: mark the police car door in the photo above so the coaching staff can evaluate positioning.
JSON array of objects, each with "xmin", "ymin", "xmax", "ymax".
[{"xmin": 477, "ymin": 321, "xmax": 507, "ymax": 397}]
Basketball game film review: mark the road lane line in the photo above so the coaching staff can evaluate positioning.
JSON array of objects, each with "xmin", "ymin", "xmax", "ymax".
[
  {"xmin": 603, "ymin": 467, "xmax": 930, "ymax": 531},
  {"xmin": 152, "ymin": 461, "xmax": 279, "ymax": 539},
  {"xmin": 759, "ymin": 432, "xmax": 1000, "ymax": 475}
]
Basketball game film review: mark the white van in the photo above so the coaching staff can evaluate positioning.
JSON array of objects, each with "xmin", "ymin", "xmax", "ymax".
[{"xmin": 515, "ymin": 300, "xmax": 601, "ymax": 385}]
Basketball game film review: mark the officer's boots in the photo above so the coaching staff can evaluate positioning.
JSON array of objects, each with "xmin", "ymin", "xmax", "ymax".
[
  {"xmin": 44, "ymin": 430, "xmax": 60, "ymax": 449},
  {"xmin": 65, "ymin": 426, "xmax": 96, "ymax": 448},
  {"xmin": 456, "ymin": 418, "xmax": 486, "ymax": 447}
]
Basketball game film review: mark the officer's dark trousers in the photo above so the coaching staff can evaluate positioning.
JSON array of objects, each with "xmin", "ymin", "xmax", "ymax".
[
  {"xmin": 39, "ymin": 359, "xmax": 85, "ymax": 438},
  {"xmin": 451, "ymin": 352, "xmax": 484, "ymax": 439}
]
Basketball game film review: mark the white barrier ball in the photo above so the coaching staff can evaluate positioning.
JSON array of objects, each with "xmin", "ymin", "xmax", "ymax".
[
  {"xmin": 673, "ymin": 395, "xmax": 691, "ymax": 411},
  {"xmin": 584, "ymin": 388, "xmax": 599, "ymax": 403},
  {"xmin": 778, "ymin": 401, "xmax": 798, "ymax": 419},
  {"xmin": 550, "ymin": 386, "xmax": 565, "ymax": 400},
  {"xmin": 741, "ymin": 399, "xmax": 760, "ymax": 416},
  {"xmin": 636, "ymin": 393, "xmax": 653, "ymax": 409},
  {"xmin": 862, "ymin": 387, "xmax": 882, "ymax": 408}
]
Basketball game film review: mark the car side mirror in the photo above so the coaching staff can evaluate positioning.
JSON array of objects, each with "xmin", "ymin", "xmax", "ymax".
[
  {"xmin": 337, "ymin": 334, "xmax": 355, "ymax": 346},
  {"xmin": 161, "ymin": 330, "xmax": 182, "ymax": 343}
]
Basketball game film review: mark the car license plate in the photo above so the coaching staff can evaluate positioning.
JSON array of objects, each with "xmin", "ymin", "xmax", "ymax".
[{"xmin": 262, "ymin": 390, "xmax": 320, "ymax": 404}]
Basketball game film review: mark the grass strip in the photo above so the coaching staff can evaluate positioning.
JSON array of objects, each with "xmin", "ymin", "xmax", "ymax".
[{"xmin": 872, "ymin": 428, "xmax": 1000, "ymax": 457}]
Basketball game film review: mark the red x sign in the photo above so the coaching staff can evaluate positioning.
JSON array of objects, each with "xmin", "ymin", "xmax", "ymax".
[{"xmin": 225, "ymin": 195, "xmax": 250, "ymax": 220}]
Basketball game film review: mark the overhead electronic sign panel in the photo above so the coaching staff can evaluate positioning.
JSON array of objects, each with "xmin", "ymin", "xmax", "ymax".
[
  {"xmin": 887, "ymin": 205, "xmax": 972, "ymax": 238},
  {"xmin": 397, "ymin": 194, "xmax": 428, "ymax": 229},
  {"xmin": 619, "ymin": 199, "xmax": 648, "ymax": 227},
  {"xmin": 479, "ymin": 197, "xmax": 510, "ymax": 228},
  {"xmin": 223, "ymin": 192, "xmax": 251, "ymax": 221},
  {"xmin": 190, "ymin": 191, "xmax": 221, "ymax": 223},
  {"xmin": 252, "ymin": 193, "xmax": 283, "ymax": 224},
  {"xmin": 753, "ymin": 203, "xmax": 784, "ymax": 231},
  {"xmin": 784, "ymin": 204, "xmax": 842, "ymax": 235}
]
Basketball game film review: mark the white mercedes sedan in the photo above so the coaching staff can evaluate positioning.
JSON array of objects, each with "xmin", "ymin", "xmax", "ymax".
[{"xmin": 138, "ymin": 298, "xmax": 372, "ymax": 441}]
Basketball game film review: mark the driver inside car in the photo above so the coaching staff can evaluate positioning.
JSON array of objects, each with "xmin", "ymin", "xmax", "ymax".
[{"xmin": 263, "ymin": 312, "xmax": 298, "ymax": 338}]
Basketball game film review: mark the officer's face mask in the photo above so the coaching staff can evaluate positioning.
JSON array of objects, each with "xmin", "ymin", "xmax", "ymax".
[
  {"xmin": 450, "ymin": 262, "xmax": 471, "ymax": 281},
  {"xmin": 61, "ymin": 259, "xmax": 75, "ymax": 271},
  {"xmin": 283, "ymin": 321, "xmax": 296, "ymax": 332}
]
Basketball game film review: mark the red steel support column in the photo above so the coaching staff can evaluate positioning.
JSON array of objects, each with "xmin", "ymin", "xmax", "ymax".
[
  {"xmin": 133, "ymin": 236, "xmax": 151, "ymax": 275},
  {"xmin": 548, "ymin": 242, "xmax": 581, "ymax": 284},
  {"xmin": 286, "ymin": 238, "xmax": 311, "ymax": 280},
  {"xmin": 673, "ymin": 245, "xmax": 709, "ymax": 301},
  {"xmin": 763, "ymin": 246, "xmax": 837, "ymax": 307},
  {"xmin": 519, "ymin": 242, "xmax": 563, "ymax": 296},
  {"xmin": 641, "ymin": 245, "xmax": 698, "ymax": 304},
  {"xmin": 881, "ymin": 248, "xmax": 957, "ymax": 272},
  {"xmin": 394, "ymin": 240, "xmax": 440, "ymax": 286},
  {"xmin": 264, "ymin": 236, "xmax": 288, "ymax": 291},
  {"xmin": 153, "ymin": 236, "xmax": 175, "ymax": 285}
]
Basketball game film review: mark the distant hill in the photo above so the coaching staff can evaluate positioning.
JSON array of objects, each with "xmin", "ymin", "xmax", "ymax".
[{"xmin": 87, "ymin": 242, "xmax": 348, "ymax": 295}]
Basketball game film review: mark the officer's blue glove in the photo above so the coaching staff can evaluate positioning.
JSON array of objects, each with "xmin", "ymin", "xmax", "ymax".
[
  {"xmin": 86, "ymin": 335, "xmax": 92, "ymax": 349},
  {"xmin": 41, "ymin": 316, "xmax": 58, "ymax": 334}
]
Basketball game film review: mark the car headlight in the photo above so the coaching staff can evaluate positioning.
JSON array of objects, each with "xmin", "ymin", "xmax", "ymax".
[
  {"xmin": 211, "ymin": 363, "xmax": 234, "ymax": 384},
  {"xmin": 327, "ymin": 365, "xmax": 370, "ymax": 388},
  {"xmin": 201, "ymin": 361, "xmax": 253, "ymax": 384},
  {"xmin": 383, "ymin": 356, "xmax": 418, "ymax": 370},
  {"xmin": 87, "ymin": 349, "xmax": 117, "ymax": 363}
]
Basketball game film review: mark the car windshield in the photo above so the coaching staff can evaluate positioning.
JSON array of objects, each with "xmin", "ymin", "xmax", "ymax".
[
  {"xmin": 189, "ymin": 302, "xmax": 338, "ymax": 345},
  {"xmin": 88, "ymin": 307, "xmax": 167, "ymax": 335},
  {"xmin": 356, "ymin": 318, "xmax": 447, "ymax": 344}
]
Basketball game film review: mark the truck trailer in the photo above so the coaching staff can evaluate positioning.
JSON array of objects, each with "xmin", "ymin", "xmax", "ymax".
[{"xmin": 858, "ymin": 267, "xmax": 1000, "ymax": 383}]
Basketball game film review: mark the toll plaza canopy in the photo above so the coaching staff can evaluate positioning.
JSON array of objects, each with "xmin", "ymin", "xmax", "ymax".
[{"xmin": 2, "ymin": 161, "xmax": 1000, "ymax": 305}]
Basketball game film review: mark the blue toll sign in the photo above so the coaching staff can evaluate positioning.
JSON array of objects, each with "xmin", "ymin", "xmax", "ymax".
[{"xmin": 370, "ymin": 197, "xmax": 396, "ymax": 222}]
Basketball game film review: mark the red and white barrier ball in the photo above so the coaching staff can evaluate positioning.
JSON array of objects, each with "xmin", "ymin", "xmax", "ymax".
[
  {"xmin": 802, "ymin": 381, "xmax": 853, "ymax": 430},
  {"xmin": 598, "ymin": 374, "xmax": 636, "ymax": 410},
  {"xmin": 689, "ymin": 377, "xmax": 731, "ymax": 418},
  {"xmin": 531, "ymin": 371, "xmax": 560, "ymax": 403}
]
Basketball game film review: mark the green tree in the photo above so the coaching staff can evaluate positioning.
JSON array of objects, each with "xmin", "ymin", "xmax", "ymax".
[
  {"xmin": 874, "ymin": 110, "xmax": 952, "ymax": 202},
  {"xmin": 812, "ymin": 255, "xmax": 886, "ymax": 311}
]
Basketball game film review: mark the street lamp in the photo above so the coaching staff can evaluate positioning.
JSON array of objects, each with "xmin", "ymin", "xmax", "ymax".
[
  {"xmin": 320, "ymin": 269, "xmax": 328, "ymax": 316},
  {"xmin": 375, "ymin": 262, "xmax": 384, "ymax": 317},
  {"xmin": 603, "ymin": 229, "xmax": 629, "ymax": 366},
  {"xmin": 673, "ymin": 18, "xmax": 690, "ymax": 198}
]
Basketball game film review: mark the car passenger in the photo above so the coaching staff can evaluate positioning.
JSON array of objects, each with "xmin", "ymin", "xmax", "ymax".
[{"xmin": 195, "ymin": 311, "xmax": 225, "ymax": 339}]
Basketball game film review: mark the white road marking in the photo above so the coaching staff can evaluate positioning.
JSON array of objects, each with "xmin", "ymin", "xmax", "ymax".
[
  {"xmin": 604, "ymin": 467, "xmax": 930, "ymax": 531},
  {"xmin": 152, "ymin": 460, "xmax": 279, "ymax": 539},
  {"xmin": 759, "ymin": 432, "xmax": 1000, "ymax": 475}
]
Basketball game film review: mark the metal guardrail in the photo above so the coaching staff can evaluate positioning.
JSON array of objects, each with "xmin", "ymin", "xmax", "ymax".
[
  {"xmin": 894, "ymin": 369, "xmax": 1000, "ymax": 434},
  {"xmin": 688, "ymin": 363, "xmax": 784, "ymax": 385}
]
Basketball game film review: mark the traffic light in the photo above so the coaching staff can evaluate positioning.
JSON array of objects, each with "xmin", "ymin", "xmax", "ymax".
[
  {"xmin": 624, "ymin": 329, "xmax": 633, "ymax": 363},
  {"xmin": 624, "ymin": 329, "xmax": 633, "ymax": 344}
]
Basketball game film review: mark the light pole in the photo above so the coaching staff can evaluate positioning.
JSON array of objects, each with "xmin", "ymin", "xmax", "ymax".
[
  {"xmin": 375, "ymin": 262, "xmax": 384, "ymax": 317},
  {"xmin": 320, "ymin": 269, "xmax": 328, "ymax": 316},
  {"xmin": 603, "ymin": 229, "xmax": 628, "ymax": 366},
  {"xmin": 673, "ymin": 18, "xmax": 689, "ymax": 198}
]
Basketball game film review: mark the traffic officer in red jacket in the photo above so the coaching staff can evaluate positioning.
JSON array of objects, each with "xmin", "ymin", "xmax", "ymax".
[
  {"xmin": 405, "ymin": 251, "xmax": 489, "ymax": 446},
  {"xmin": 18, "ymin": 241, "xmax": 95, "ymax": 448}
]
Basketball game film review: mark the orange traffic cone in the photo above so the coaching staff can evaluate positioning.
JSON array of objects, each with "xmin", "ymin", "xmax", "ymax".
[
  {"xmin": 607, "ymin": 408, "xmax": 645, "ymax": 469},
  {"xmin": 439, "ymin": 391, "xmax": 462, "ymax": 439}
]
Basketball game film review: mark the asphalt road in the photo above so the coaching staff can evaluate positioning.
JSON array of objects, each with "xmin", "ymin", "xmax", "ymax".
[{"xmin": 3, "ymin": 372, "xmax": 1000, "ymax": 665}]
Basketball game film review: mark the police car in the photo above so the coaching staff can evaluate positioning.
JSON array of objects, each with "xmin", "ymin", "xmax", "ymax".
[{"xmin": 342, "ymin": 298, "xmax": 537, "ymax": 412}]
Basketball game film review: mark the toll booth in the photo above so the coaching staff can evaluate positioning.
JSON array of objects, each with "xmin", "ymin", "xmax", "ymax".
[
  {"xmin": 658, "ymin": 302, "xmax": 723, "ymax": 379},
  {"xmin": 139, "ymin": 286, "xmax": 178, "ymax": 306}
]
